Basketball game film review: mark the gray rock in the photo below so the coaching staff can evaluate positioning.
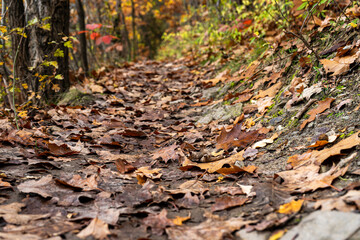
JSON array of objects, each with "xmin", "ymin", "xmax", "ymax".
[
  {"xmin": 269, "ymin": 116, "xmax": 283, "ymax": 125},
  {"xmin": 235, "ymin": 229, "xmax": 270, "ymax": 240},
  {"xmin": 281, "ymin": 211, "xmax": 360, "ymax": 240},
  {"xmin": 197, "ymin": 102, "xmax": 243, "ymax": 124}
]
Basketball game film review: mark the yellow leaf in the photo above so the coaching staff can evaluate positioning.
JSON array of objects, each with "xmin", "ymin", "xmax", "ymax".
[
  {"xmin": 278, "ymin": 199, "xmax": 304, "ymax": 214},
  {"xmin": 18, "ymin": 111, "xmax": 28, "ymax": 119},
  {"xmin": 0, "ymin": 25, "xmax": 7, "ymax": 33},
  {"xmin": 216, "ymin": 176, "xmax": 224, "ymax": 182},
  {"xmin": 22, "ymin": 83, "xmax": 28, "ymax": 89},
  {"xmin": 350, "ymin": 22, "xmax": 358, "ymax": 28},
  {"xmin": 269, "ymin": 230, "xmax": 286, "ymax": 240},
  {"xmin": 172, "ymin": 214, "xmax": 191, "ymax": 226}
]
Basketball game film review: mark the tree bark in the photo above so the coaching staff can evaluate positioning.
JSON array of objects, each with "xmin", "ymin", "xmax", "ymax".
[
  {"xmin": 24, "ymin": 0, "xmax": 70, "ymax": 102},
  {"xmin": 130, "ymin": 0, "xmax": 137, "ymax": 60},
  {"xmin": 5, "ymin": 0, "xmax": 29, "ymax": 104},
  {"xmin": 116, "ymin": 0, "xmax": 131, "ymax": 60},
  {"xmin": 75, "ymin": 0, "xmax": 89, "ymax": 75}
]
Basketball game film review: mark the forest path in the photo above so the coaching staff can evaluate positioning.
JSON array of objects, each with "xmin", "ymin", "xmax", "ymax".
[{"xmin": 1, "ymin": 58, "xmax": 360, "ymax": 239}]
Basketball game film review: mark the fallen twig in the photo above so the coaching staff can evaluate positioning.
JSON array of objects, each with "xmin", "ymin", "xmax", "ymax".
[{"xmin": 295, "ymin": 98, "xmax": 317, "ymax": 119}]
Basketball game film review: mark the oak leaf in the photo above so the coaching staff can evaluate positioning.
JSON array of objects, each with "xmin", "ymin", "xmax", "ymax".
[{"xmin": 216, "ymin": 124, "xmax": 265, "ymax": 151}]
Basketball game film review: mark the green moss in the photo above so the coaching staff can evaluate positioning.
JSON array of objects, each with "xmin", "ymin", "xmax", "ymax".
[{"xmin": 57, "ymin": 88, "xmax": 95, "ymax": 107}]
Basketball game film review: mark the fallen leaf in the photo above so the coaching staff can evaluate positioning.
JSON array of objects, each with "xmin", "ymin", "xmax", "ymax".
[
  {"xmin": 181, "ymin": 150, "xmax": 245, "ymax": 173},
  {"xmin": 135, "ymin": 166, "xmax": 162, "ymax": 184},
  {"xmin": 216, "ymin": 165, "xmax": 257, "ymax": 175},
  {"xmin": 56, "ymin": 174, "xmax": 99, "ymax": 191},
  {"xmin": 152, "ymin": 144, "xmax": 179, "ymax": 163},
  {"xmin": 17, "ymin": 175, "xmax": 53, "ymax": 198},
  {"xmin": 215, "ymin": 186, "xmax": 244, "ymax": 195},
  {"xmin": 307, "ymin": 140, "xmax": 329, "ymax": 149},
  {"xmin": 166, "ymin": 217, "xmax": 255, "ymax": 240},
  {"xmin": 277, "ymin": 164, "xmax": 348, "ymax": 192},
  {"xmin": 269, "ymin": 230, "xmax": 286, "ymax": 240},
  {"xmin": 0, "ymin": 178, "xmax": 11, "ymax": 188},
  {"xmin": 300, "ymin": 98, "xmax": 334, "ymax": 130},
  {"xmin": 115, "ymin": 159, "xmax": 136, "ymax": 173},
  {"xmin": 77, "ymin": 218, "xmax": 111, "ymax": 239},
  {"xmin": 211, "ymin": 196, "xmax": 249, "ymax": 212},
  {"xmin": 216, "ymin": 124, "xmax": 265, "ymax": 151},
  {"xmin": 167, "ymin": 180, "xmax": 209, "ymax": 195},
  {"xmin": 142, "ymin": 209, "xmax": 175, "ymax": 235},
  {"xmin": 172, "ymin": 214, "xmax": 191, "ymax": 225},
  {"xmin": 320, "ymin": 59, "xmax": 350, "ymax": 76},
  {"xmin": 253, "ymin": 81, "xmax": 282, "ymax": 99},
  {"xmin": 278, "ymin": 199, "xmax": 304, "ymax": 214},
  {"xmin": 314, "ymin": 190, "xmax": 360, "ymax": 211},
  {"xmin": 252, "ymin": 133, "xmax": 279, "ymax": 148}
]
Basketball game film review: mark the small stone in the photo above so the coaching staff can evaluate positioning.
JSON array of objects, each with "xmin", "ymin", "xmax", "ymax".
[
  {"xmin": 269, "ymin": 116, "xmax": 283, "ymax": 125},
  {"xmin": 276, "ymin": 125, "xmax": 284, "ymax": 131},
  {"xmin": 308, "ymin": 122, "xmax": 315, "ymax": 128}
]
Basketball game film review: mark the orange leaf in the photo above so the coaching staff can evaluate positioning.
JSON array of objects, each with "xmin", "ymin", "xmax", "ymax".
[{"xmin": 278, "ymin": 199, "xmax": 304, "ymax": 214}]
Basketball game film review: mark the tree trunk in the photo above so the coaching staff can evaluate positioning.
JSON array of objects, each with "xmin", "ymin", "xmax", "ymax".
[
  {"xmin": 130, "ymin": 0, "xmax": 137, "ymax": 60},
  {"xmin": 5, "ymin": 0, "xmax": 29, "ymax": 104},
  {"xmin": 25, "ymin": 0, "xmax": 70, "ymax": 103},
  {"xmin": 116, "ymin": 0, "xmax": 131, "ymax": 61},
  {"xmin": 75, "ymin": 0, "xmax": 89, "ymax": 75}
]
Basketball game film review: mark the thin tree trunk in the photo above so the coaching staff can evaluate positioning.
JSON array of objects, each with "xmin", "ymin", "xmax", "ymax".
[
  {"xmin": 0, "ymin": 0, "xmax": 14, "ymax": 110},
  {"xmin": 130, "ymin": 0, "xmax": 137, "ymax": 60},
  {"xmin": 5, "ymin": 0, "xmax": 28, "ymax": 104},
  {"xmin": 75, "ymin": 0, "xmax": 89, "ymax": 75},
  {"xmin": 116, "ymin": 0, "xmax": 131, "ymax": 61}
]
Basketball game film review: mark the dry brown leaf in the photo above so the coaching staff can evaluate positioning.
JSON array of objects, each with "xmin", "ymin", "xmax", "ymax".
[
  {"xmin": 314, "ymin": 190, "xmax": 360, "ymax": 212},
  {"xmin": 77, "ymin": 218, "xmax": 111, "ymax": 239},
  {"xmin": 253, "ymin": 81, "xmax": 282, "ymax": 99},
  {"xmin": 216, "ymin": 165, "xmax": 257, "ymax": 175},
  {"xmin": 167, "ymin": 180, "xmax": 209, "ymax": 195},
  {"xmin": 277, "ymin": 164, "xmax": 348, "ymax": 193},
  {"xmin": 216, "ymin": 124, "xmax": 265, "ymax": 151},
  {"xmin": 320, "ymin": 59, "xmax": 349, "ymax": 76},
  {"xmin": 135, "ymin": 166, "xmax": 162, "ymax": 184},
  {"xmin": 181, "ymin": 150, "xmax": 244, "ymax": 173},
  {"xmin": 232, "ymin": 92, "xmax": 253, "ymax": 104},
  {"xmin": 256, "ymin": 97, "xmax": 273, "ymax": 114},
  {"xmin": 56, "ymin": 174, "xmax": 99, "ymax": 191},
  {"xmin": 288, "ymin": 131, "xmax": 360, "ymax": 168},
  {"xmin": 142, "ymin": 209, "xmax": 175, "ymax": 235},
  {"xmin": 300, "ymin": 98, "xmax": 334, "ymax": 130},
  {"xmin": 211, "ymin": 196, "xmax": 248, "ymax": 212},
  {"xmin": 17, "ymin": 175, "xmax": 53, "ymax": 198},
  {"xmin": 152, "ymin": 144, "xmax": 180, "ymax": 163}
]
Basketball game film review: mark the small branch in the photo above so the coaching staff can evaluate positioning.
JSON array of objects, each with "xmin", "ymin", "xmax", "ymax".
[
  {"xmin": 295, "ymin": 98, "xmax": 317, "ymax": 119},
  {"xmin": 333, "ymin": 0, "xmax": 351, "ymax": 23},
  {"xmin": 284, "ymin": 30, "xmax": 321, "ymax": 61}
]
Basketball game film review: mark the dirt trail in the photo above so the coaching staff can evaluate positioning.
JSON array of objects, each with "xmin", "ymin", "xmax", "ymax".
[{"xmin": 1, "ymin": 59, "xmax": 360, "ymax": 240}]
